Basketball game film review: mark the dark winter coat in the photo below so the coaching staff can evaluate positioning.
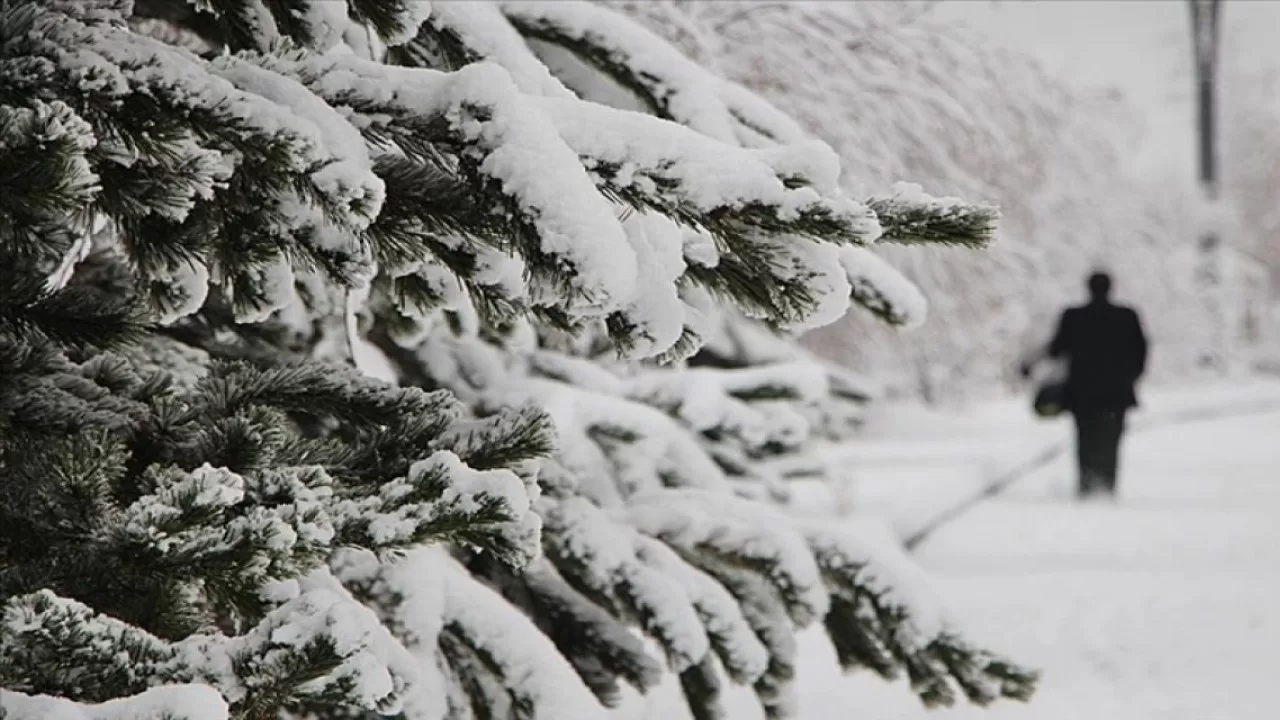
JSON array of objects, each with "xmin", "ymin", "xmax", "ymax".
[{"xmin": 1049, "ymin": 300, "xmax": 1148, "ymax": 411}]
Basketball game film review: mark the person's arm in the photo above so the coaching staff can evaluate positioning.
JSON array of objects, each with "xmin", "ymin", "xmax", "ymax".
[
  {"xmin": 1021, "ymin": 310, "xmax": 1071, "ymax": 378},
  {"xmin": 1048, "ymin": 309, "xmax": 1073, "ymax": 360},
  {"xmin": 1130, "ymin": 309, "xmax": 1148, "ymax": 380}
]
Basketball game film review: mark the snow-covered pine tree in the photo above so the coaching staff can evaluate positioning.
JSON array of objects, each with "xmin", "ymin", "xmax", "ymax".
[
  {"xmin": 665, "ymin": 309, "xmax": 884, "ymax": 504},
  {"xmin": 0, "ymin": 2, "xmax": 1034, "ymax": 719}
]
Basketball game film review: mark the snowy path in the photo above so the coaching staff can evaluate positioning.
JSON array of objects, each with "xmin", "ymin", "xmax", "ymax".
[
  {"xmin": 624, "ymin": 385, "xmax": 1280, "ymax": 720},
  {"xmin": 790, "ymin": 409, "xmax": 1280, "ymax": 720}
]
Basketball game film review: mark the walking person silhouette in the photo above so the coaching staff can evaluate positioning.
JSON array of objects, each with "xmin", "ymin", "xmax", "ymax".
[{"xmin": 1023, "ymin": 272, "xmax": 1149, "ymax": 499}]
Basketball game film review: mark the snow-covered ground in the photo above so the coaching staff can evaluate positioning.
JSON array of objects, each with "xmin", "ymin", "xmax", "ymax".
[
  {"xmin": 625, "ymin": 379, "xmax": 1280, "ymax": 720},
  {"xmin": 806, "ymin": 379, "xmax": 1280, "ymax": 540},
  {"xmin": 789, "ymin": 380, "xmax": 1280, "ymax": 720}
]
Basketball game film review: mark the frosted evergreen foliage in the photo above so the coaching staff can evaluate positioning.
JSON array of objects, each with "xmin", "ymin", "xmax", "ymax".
[
  {"xmin": 0, "ymin": 340, "xmax": 550, "ymax": 719},
  {"xmin": 0, "ymin": 1, "xmax": 1034, "ymax": 719}
]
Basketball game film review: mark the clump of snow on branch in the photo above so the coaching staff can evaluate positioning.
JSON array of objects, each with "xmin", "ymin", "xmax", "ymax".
[
  {"xmin": 427, "ymin": 1, "xmax": 578, "ymax": 98},
  {"xmin": 840, "ymin": 246, "xmax": 929, "ymax": 329},
  {"xmin": 0, "ymin": 686, "xmax": 228, "ymax": 720},
  {"xmin": 498, "ymin": 0, "xmax": 810, "ymax": 147},
  {"xmin": 537, "ymin": 97, "xmax": 880, "ymax": 239}
]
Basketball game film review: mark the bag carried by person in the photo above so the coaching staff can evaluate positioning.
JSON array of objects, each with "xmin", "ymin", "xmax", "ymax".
[
  {"xmin": 1021, "ymin": 353, "xmax": 1068, "ymax": 419},
  {"xmin": 1033, "ymin": 380, "xmax": 1067, "ymax": 418}
]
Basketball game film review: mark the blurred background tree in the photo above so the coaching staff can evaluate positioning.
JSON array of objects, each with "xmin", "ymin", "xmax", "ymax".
[{"xmin": 612, "ymin": 0, "xmax": 1275, "ymax": 403}]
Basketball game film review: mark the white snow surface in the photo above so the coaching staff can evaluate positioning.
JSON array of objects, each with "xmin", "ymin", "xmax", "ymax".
[
  {"xmin": 614, "ymin": 211, "xmax": 689, "ymax": 358},
  {"xmin": 428, "ymin": 1, "xmax": 576, "ymax": 99},
  {"xmin": 153, "ymin": 259, "xmax": 212, "ymax": 326},
  {"xmin": 327, "ymin": 547, "xmax": 453, "ymax": 720},
  {"xmin": 537, "ymin": 95, "xmax": 872, "ymax": 227},
  {"xmin": 498, "ymin": 0, "xmax": 740, "ymax": 144},
  {"xmin": 785, "ymin": 236, "xmax": 855, "ymax": 332},
  {"xmin": 839, "ymin": 246, "xmax": 929, "ymax": 329},
  {"xmin": 0, "ymin": 686, "xmax": 229, "ymax": 720},
  {"xmin": 497, "ymin": 0, "xmax": 811, "ymax": 150},
  {"xmin": 620, "ymin": 379, "xmax": 1280, "ymax": 720},
  {"xmin": 441, "ymin": 557, "xmax": 611, "ymax": 720}
]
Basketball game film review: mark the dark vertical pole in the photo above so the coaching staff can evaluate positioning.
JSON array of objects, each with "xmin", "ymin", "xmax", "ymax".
[
  {"xmin": 1190, "ymin": 0, "xmax": 1225, "ymax": 367},
  {"xmin": 1191, "ymin": 0, "xmax": 1222, "ymax": 204}
]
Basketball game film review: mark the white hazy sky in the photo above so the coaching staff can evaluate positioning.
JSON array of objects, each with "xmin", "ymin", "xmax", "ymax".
[{"xmin": 937, "ymin": 0, "xmax": 1280, "ymax": 180}]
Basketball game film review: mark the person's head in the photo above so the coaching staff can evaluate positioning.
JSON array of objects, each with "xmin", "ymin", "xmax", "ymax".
[{"xmin": 1087, "ymin": 271, "xmax": 1112, "ymax": 302}]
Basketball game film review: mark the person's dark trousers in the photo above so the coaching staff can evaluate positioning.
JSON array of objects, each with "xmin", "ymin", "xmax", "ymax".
[{"xmin": 1072, "ymin": 409, "xmax": 1127, "ymax": 498}]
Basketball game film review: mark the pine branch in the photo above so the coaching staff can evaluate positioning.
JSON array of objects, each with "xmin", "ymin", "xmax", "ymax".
[
  {"xmin": 438, "ymin": 625, "xmax": 513, "ymax": 720},
  {"xmin": 2, "ymin": 5, "xmax": 381, "ymax": 323},
  {"xmin": 245, "ymin": 50, "xmax": 631, "ymax": 319},
  {"xmin": 684, "ymin": 554, "xmax": 799, "ymax": 720},
  {"xmin": 498, "ymin": 0, "xmax": 813, "ymax": 150},
  {"xmin": 438, "ymin": 559, "xmax": 611, "ymax": 720},
  {"xmin": 346, "ymin": 0, "xmax": 432, "ymax": 48},
  {"xmin": 433, "ymin": 408, "xmax": 557, "ymax": 471},
  {"xmin": 190, "ymin": 361, "xmax": 463, "ymax": 431},
  {"xmin": 367, "ymin": 154, "xmax": 527, "ymax": 328},
  {"xmin": 541, "ymin": 496, "xmax": 711, "ymax": 673},
  {"xmin": 0, "ymin": 101, "xmax": 99, "ymax": 262},
  {"xmin": 626, "ymin": 490, "xmax": 829, "ymax": 628},
  {"xmin": 0, "ymin": 276, "xmax": 148, "ymax": 351},
  {"xmin": 678, "ymin": 654, "xmax": 725, "ymax": 720},
  {"xmin": 468, "ymin": 554, "xmax": 664, "ymax": 707},
  {"xmin": 387, "ymin": 11, "xmax": 483, "ymax": 71},
  {"xmin": 804, "ymin": 520, "xmax": 1040, "ymax": 707},
  {"xmin": 867, "ymin": 186, "xmax": 1000, "ymax": 249},
  {"xmin": 128, "ymin": 0, "xmax": 227, "ymax": 51},
  {"xmin": 499, "ymin": 1, "xmax": 730, "ymax": 142},
  {"xmin": 0, "ymin": 5, "xmax": 1036, "ymax": 719}
]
